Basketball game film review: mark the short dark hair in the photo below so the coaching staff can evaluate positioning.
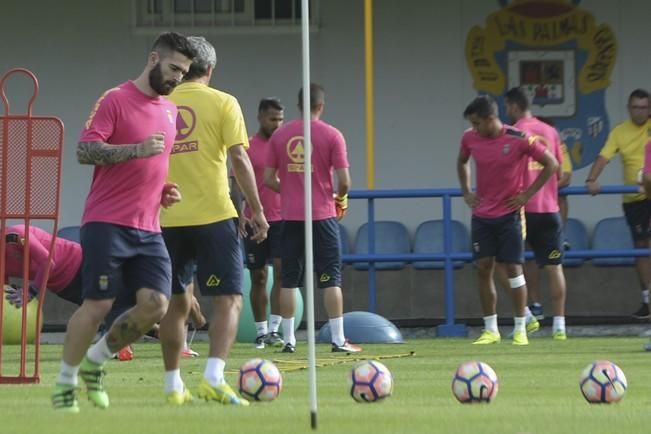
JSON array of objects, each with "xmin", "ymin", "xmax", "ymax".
[
  {"xmin": 504, "ymin": 87, "xmax": 530, "ymax": 111},
  {"xmin": 258, "ymin": 97, "xmax": 284, "ymax": 113},
  {"xmin": 151, "ymin": 32, "xmax": 197, "ymax": 61},
  {"xmin": 298, "ymin": 83, "xmax": 325, "ymax": 111},
  {"xmin": 463, "ymin": 95, "xmax": 498, "ymax": 119},
  {"xmin": 629, "ymin": 88, "xmax": 650, "ymax": 103}
]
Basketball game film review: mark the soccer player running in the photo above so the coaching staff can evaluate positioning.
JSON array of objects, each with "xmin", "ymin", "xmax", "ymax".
[
  {"xmin": 52, "ymin": 32, "xmax": 196, "ymax": 413},
  {"xmin": 159, "ymin": 36, "xmax": 268, "ymax": 406},
  {"xmin": 504, "ymin": 87, "xmax": 568, "ymax": 340},
  {"xmin": 3, "ymin": 224, "xmax": 203, "ymax": 361},
  {"xmin": 585, "ymin": 89, "xmax": 651, "ymax": 320},
  {"xmin": 525, "ymin": 116, "xmax": 572, "ymax": 320},
  {"xmin": 457, "ymin": 95, "xmax": 558, "ymax": 345},
  {"xmin": 231, "ymin": 98, "xmax": 286, "ymax": 349},
  {"xmin": 264, "ymin": 83, "xmax": 361, "ymax": 354}
]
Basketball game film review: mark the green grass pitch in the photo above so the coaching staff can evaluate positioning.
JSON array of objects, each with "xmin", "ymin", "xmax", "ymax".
[{"xmin": 0, "ymin": 337, "xmax": 649, "ymax": 434}]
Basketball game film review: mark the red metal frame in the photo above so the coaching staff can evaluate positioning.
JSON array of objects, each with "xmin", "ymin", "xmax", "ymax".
[{"xmin": 0, "ymin": 68, "xmax": 64, "ymax": 383}]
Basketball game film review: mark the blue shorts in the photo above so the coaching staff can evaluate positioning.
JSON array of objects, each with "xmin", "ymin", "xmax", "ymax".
[
  {"xmin": 244, "ymin": 221, "xmax": 283, "ymax": 270},
  {"xmin": 281, "ymin": 218, "xmax": 342, "ymax": 289},
  {"xmin": 471, "ymin": 211, "xmax": 525, "ymax": 264},
  {"xmin": 80, "ymin": 222, "xmax": 172, "ymax": 301},
  {"xmin": 162, "ymin": 219, "xmax": 243, "ymax": 296},
  {"xmin": 56, "ymin": 269, "xmax": 83, "ymax": 305},
  {"xmin": 623, "ymin": 199, "xmax": 651, "ymax": 242},
  {"xmin": 525, "ymin": 212, "xmax": 563, "ymax": 266}
]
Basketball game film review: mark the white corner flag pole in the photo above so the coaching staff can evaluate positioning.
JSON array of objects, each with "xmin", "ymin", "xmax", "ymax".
[{"xmin": 301, "ymin": 0, "xmax": 317, "ymax": 429}]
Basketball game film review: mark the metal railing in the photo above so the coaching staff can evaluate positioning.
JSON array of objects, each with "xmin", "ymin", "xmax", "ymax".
[{"xmin": 341, "ymin": 185, "xmax": 649, "ymax": 337}]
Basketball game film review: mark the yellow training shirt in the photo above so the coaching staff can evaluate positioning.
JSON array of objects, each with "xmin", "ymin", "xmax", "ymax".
[
  {"xmin": 161, "ymin": 82, "xmax": 249, "ymax": 227},
  {"xmin": 599, "ymin": 118, "xmax": 651, "ymax": 203},
  {"xmin": 560, "ymin": 143, "xmax": 572, "ymax": 173}
]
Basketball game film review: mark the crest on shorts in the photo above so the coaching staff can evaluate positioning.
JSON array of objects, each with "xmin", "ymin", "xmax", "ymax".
[{"xmin": 98, "ymin": 275, "xmax": 109, "ymax": 291}]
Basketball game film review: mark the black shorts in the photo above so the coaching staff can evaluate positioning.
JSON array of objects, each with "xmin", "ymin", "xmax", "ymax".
[
  {"xmin": 162, "ymin": 219, "xmax": 243, "ymax": 296},
  {"xmin": 244, "ymin": 221, "xmax": 283, "ymax": 270},
  {"xmin": 55, "ymin": 269, "xmax": 83, "ymax": 305},
  {"xmin": 56, "ymin": 268, "xmax": 136, "ymax": 308},
  {"xmin": 471, "ymin": 211, "xmax": 525, "ymax": 264},
  {"xmin": 80, "ymin": 222, "xmax": 172, "ymax": 300},
  {"xmin": 525, "ymin": 212, "xmax": 563, "ymax": 266},
  {"xmin": 622, "ymin": 199, "xmax": 651, "ymax": 242},
  {"xmin": 281, "ymin": 218, "xmax": 342, "ymax": 289}
]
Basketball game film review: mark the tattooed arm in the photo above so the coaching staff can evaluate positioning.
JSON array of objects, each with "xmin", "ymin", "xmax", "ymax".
[{"xmin": 77, "ymin": 133, "xmax": 166, "ymax": 166}]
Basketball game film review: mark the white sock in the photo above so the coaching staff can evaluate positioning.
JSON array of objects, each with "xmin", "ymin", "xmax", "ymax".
[
  {"xmin": 483, "ymin": 314, "xmax": 498, "ymax": 334},
  {"xmin": 330, "ymin": 316, "xmax": 345, "ymax": 347},
  {"xmin": 164, "ymin": 369, "xmax": 184, "ymax": 394},
  {"xmin": 204, "ymin": 358, "xmax": 226, "ymax": 387},
  {"xmin": 86, "ymin": 335, "xmax": 114, "ymax": 365},
  {"xmin": 553, "ymin": 316, "xmax": 566, "ymax": 332},
  {"xmin": 513, "ymin": 316, "xmax": 526, "ymax": 334},
  {"xmin": 282, "ymin": 317, "xmax": 296, "ymax": 346},
  {"xmin": 255, "ymin": 321, "xmax": 268, "ymax": 337},
  {"xmin": 524, "ymin": 306, "xmax": 535, "ymax": 322},
  {"xmin": 57, "ymin": 360, "xmax": 79, "ymax": 386},
  {"xmin": 643, "ymin": 289, "xmax": 650, "ymax": 304},
  {"xmin": 269, "ymin": 314, "xmax": 282, "ymax": 333}
]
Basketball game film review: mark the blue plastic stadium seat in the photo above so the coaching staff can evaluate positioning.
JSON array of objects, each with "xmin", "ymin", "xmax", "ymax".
[
  {"xmin": 57, "ymin": 226, "xmax": 81, "ymax": 243},
  {"xmin": 562, "ymin": 218, "xmax": 588, "ymax": 268},
  {"xmin": 412, "ymin": 220, "xmax": 470, "ymax": 270},
  {"xmin": 591, "ymin": 217, "xmax": 635, "ymax": 266},
  {"xmin": 353, "ymin": 221, "xmax": 410, "ymax": 271}
]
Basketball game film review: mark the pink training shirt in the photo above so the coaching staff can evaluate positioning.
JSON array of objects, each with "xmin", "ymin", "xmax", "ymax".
[
  {"xmin": 644, "ymin": 140, "xmax": 651, "ymax": 175},
  {"xmin": 245, "ymin": 133, "xmax": 282, "ymax": 222},
  {"xmin": 79, "ymin": 81, "xmax": 178, "ymax": 232},
  {"xmin": 514, "ymin": 117, "xmax": 562, "ymax": 213},
  {"xmin": 460, "ymin": 125, "xmax": 547, "ymax": 218},
  {"xmin": 4, "ymin": 225, "xmax": 81, "ymax": 294},
  {"xmin": 266, "ymin": 119, "xmax": 349, "ymax": 221}
]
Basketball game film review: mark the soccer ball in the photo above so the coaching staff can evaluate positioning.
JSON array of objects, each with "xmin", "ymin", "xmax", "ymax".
[
  {"xmin": 238, "ymin": 358, "xmax": 282, "ymax": 402},
  {"xmin": 451, "ymin": 361, "xmax": 499, "ymax": 403},
  {"xmin": 349, "ymin": 360, "xmax": 393, "ymax": 403},
  {"xmin": 579, "ymin": 360, "xmax": 627, "ymax": 404}
]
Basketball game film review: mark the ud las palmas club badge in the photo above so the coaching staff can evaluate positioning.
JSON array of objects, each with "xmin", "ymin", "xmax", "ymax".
[{"xmin": 465, "ymin": 0, "xmax": 617, "ymax": 170}]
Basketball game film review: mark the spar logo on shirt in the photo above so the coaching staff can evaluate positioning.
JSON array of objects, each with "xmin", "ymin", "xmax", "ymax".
[
  {"xmin": 286, "ymin": 135, "xmax": 312, "ymax": 173},
  {"xmin": 172, "ymin": 105, "xmax": 199, "ymax": 154}
]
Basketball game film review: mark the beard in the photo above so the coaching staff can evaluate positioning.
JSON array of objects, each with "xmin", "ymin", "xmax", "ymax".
[{"xmin": 148, "ymin": 63, "xmax": 179, "ymax": 96}]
